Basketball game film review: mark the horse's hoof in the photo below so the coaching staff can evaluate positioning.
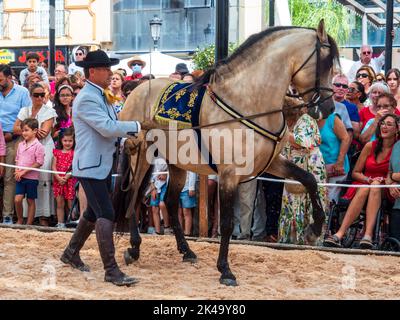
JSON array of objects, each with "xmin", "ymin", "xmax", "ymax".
[
  {"xmin": 124, "ymin": 249, "xmax": 139, "ymax": 265},
  {"xmin": 219, "ymin": 277, "xmax": 238, "ymax": 287},
  {"xmin": 129, "ymin": 247, "xmax": 140, "ymax": 261},
  {"xmin": 183, "ymin": 251, "xmax": 197, "ymax": 263}
]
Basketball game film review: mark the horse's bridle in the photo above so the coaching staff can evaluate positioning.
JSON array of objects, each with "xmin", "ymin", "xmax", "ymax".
[
  {"xmin": 286, "ymin": 36, "xmax": 334, "ymax": 115},
  {"xmin": 203, "ymin": 33, "xmax": 336, "ymax": 179}
]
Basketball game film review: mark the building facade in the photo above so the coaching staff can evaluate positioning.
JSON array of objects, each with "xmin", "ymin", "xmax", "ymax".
[{"xmin": 0, "ymin": 0, "xmax": 266, "ymax": 65}]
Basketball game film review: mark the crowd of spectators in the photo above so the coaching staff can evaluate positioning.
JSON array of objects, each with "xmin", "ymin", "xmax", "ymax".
[
  {"xmin": 2, "ymin": 45, "xmax": 400, "ymax": 249},
  {"xmin": 0, "ymin": 49, "xmax": 202, "ymax": 236}
]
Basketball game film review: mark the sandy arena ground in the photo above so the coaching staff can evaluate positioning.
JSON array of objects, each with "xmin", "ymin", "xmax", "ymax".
[{"xmin": 0, "ymin": 227, "xmax": 400, "ymax": 300}]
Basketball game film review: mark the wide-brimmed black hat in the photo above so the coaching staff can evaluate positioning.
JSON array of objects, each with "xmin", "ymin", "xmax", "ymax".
[{"xmin": 76, "ymin": 50, "xmax": 119, "ymax": 68}]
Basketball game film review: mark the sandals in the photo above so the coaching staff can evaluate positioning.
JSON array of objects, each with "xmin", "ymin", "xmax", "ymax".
[
  {"xmin": 359, "ymin": 237, "xmax": 373, "ymax": 250},
  {"xmin": 323, "ymin": 234, "xmax": 342, "ymax": 248}
]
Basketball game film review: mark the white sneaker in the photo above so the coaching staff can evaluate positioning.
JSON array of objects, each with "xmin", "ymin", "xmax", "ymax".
[
  {"xmin": 2, "ymin": 216, "xmax": 13, "ymax": 225},
  {"xmin": 55, "ymin": 223, "xmax": 66, "ymax": 229},
  {"xmin": 163, "ymin": 227, "xmax": 173, "ymax": 235}
]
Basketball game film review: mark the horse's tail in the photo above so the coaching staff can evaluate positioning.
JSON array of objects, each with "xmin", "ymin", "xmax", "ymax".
[{"xmin": 113, "ymin": 151, "xmax": 132, "ymax": 233}]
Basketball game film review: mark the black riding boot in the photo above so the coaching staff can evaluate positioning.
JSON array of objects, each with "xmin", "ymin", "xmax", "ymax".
[
  {"xmin": 95, "ymin": 218, "xmax": 138, "ymax": 286},
  {"xmin": 60, "ymin": 217, "xmax": 95, "ymax": 272}
]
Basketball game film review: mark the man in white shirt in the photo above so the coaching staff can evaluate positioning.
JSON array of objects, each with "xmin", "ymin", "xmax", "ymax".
[{"xmin": 347, "ymin": 45, "xmax": 385, "ymax": 82}]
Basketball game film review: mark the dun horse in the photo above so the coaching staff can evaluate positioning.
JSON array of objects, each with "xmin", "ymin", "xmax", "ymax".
[{"xmin": 116, "ymin": 21, "xmax": 339, "ymax": 286}]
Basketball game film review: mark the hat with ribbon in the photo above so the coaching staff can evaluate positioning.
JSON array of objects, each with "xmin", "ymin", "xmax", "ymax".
[
  {"xmin": 75, "ymin": 50, "xmax": 119, "ymax": 68},
  {"xmin": 127, "ymin": 55, "xmax": 146, "ymax": 69}
]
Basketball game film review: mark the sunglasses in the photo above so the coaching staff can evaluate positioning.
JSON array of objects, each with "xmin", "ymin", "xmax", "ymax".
[
  {"xmin": 32, "ymin": 92, "xmax": 45, "ymax": 98},
  {"xmin": 333, "ymin": 83, "xmax": 349, "ymax": 89},
  {"xmin": 362, "ymin": 51, "xmax": 371, "ymax": 55},
  {"xmin": 376, "ymin": 78, "xmax": 384, "ymax": 82},
  {"xmin": 75, "ymin": 52, "xmax": 84, "ymax": 56},
  {"xmin": 356, "ymin": 73, "xmax": 369, "ymax": 79},
  {"xmin": 348, "ymin": 87, "xmax": 359, "ymax": 93}
]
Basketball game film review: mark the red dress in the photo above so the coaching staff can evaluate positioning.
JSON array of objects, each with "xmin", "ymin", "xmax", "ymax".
[
  {"xmin": 53, "ymin": 149, "xmax": 77, "ymax": 200},
  {"xmin": 359, "ymin": 106, "xmax": 375, "ymax": 130},
  {"xmin": 342, "ymin": 140, "xmax": 392, "ymax": 200}
]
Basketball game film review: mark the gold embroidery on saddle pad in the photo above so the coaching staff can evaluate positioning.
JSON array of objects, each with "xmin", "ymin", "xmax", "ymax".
[{"xmin": 152, "ymin": 82, "xmax": 206, "ymax": 129}]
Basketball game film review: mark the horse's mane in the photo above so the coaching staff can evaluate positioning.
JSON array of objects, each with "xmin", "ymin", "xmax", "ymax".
[{"xmin": 194, "ymin": 26, "xmax": 340, "ymax": 87}]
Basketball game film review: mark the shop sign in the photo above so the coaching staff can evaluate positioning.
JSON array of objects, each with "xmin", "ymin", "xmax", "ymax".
[{"xmin": 0, "ymin": 49, "xmax": 16, "ymax": 64}]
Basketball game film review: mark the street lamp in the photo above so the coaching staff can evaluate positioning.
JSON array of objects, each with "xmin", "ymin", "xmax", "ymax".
[
  {"xmin": 149, "ymin": 15, "xmax": 162, "ymax": 51},
  {"xmin": 204, "ymin": 23, "xmax": 212, "ymax": 44}
]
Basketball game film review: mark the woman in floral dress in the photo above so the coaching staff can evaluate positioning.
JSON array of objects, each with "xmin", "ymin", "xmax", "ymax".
[{"xmin": 278, "ymin": 106, "xmax": 328, "ymax": 245}]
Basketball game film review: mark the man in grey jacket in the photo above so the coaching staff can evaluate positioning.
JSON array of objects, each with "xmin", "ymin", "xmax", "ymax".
[{"xmin": 60, "ymin": 50, "xmax": 141, "ymax": 286}]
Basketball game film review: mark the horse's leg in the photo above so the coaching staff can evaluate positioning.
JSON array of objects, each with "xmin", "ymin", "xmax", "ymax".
[
  {"xmin": 166, "ymin": 165, "xmax": 197, "ymax": 263},
  {"xmin": 217, "ymin": 171, "xmax": 238, "ymax": 286},
  {"xmin": 124, "ymin": 147, "xmax": 151, "ymax": 265},
  {"xmin": 124, "ymin": 210, "xmax": 142, "ymax": 264},
  {"xmin": 266, "ymin": 155, "xmax": 325, "ymax": 242}
]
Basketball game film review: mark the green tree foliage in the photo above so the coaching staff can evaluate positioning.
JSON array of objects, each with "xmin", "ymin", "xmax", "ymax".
[
  {"xmin": 289, "ymin": 0, "xmax": 351, "ymax": 45},
  {"xmin": 192, "ymin": 43, "xmax": 238, "ymax": 71}
]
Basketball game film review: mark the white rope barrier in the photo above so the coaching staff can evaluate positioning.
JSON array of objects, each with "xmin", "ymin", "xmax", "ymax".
[
  {"xmin": 0, "ymin": 162, "xmax": 168, "ymax": 177},
  {"xmin": 255, "ymin": 176, "xmax": 400, "ymax": 189},
  {"xmin": 0, "ymin": 162, "xmax": 68, "ymax": 175},
  {"xmin": 1, "ymin": 162, "xmax": 399, "ymax": 189}
]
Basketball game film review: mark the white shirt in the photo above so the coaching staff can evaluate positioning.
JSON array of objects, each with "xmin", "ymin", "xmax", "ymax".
[
  {"xmin": 181, "ymin": 171, "xmax": 197, "ymax": 193},
  {"xmin": 347, "ymin": 54, "xmax": 385, "ymax": 82},
  {"xmin": 68, "ymin": 62, "xmax": 84, "ymax": 76},
  {"xmin": 150, "ymin": 156, "xmax": 168, "ymax": 193}
]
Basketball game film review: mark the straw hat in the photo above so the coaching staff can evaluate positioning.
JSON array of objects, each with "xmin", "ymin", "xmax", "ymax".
[{"xmin": 127, "ymin": 55, "xmax": 146, "ymax": 69}]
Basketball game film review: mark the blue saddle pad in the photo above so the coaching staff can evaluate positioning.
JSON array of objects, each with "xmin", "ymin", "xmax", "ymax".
[{"xmin": 154, "ymin": 82, "xmax": 206, "ymax": 128}]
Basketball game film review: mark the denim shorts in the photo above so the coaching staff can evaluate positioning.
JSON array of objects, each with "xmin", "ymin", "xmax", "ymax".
[
  {"xmin": 15, "ymin": 178, "xmax": 39, "ymax": 199},
  {"xmin": 149, "ymin": 183, "xmax": 167, "ymax": 207},
  {"xmin": 179, "ymin": 190, "xmax": 197, "ymax": 209}
]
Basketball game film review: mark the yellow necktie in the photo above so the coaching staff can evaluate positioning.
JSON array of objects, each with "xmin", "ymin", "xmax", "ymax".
[{"xmin": 104, "ymin": 88, "xmax": 122, "ymax": 105}]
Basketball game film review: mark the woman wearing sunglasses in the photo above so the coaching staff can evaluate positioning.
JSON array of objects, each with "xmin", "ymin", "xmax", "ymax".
[
  {"xmin": 12, "ymin": 83, "xmax": 57, "ymax": 226},
  {"xmin": 68, "ymin": 47, "xmax": 86, "ymax": 76},
  {"xmin": 355, "ymin": 65, "xmax": 376, "ymax": 96},
  {"xmin": 346, "ymin": 81, "xmax": 367, "ymax": 114}
]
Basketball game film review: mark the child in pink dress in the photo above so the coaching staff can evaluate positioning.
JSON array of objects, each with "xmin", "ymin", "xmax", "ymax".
[{"xmin": 52, "ymin": 128, "xmax": 77, "ymax": 228}]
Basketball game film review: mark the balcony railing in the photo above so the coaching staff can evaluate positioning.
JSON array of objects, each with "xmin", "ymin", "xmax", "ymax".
[
  {"xmin": 0, "ymin": 12, "xmax": 10, "ymax": 39},
  {"xmin": 22, "ymin": 10, "xmax": 70, "ymax": 39}
]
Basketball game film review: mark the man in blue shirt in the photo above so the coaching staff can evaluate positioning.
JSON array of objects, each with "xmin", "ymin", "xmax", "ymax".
[
  {"xmin": 332, "ymin": 74, "xmax": 360, "ymax": 139},
  {"xmin": 0, "ymin": 64, "xmax": 31, "ymax": 224}
]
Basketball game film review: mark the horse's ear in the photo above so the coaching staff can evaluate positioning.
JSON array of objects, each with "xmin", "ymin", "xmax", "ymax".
[{"xmin": 317, "ymin": 19, "xmax": 328, "ymax": 43}]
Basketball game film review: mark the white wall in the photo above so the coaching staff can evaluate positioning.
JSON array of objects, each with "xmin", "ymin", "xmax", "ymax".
[{"xmin": 0, "ymin": 0, "xmax": 112, "ymax": 48}]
